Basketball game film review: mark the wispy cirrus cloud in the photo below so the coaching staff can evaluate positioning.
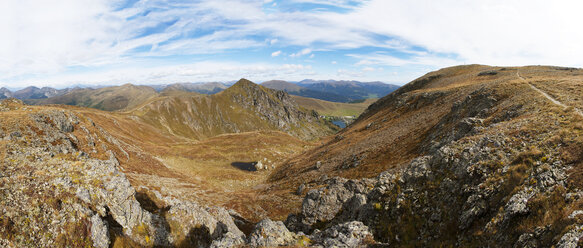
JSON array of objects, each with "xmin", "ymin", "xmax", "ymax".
[{"xmin": 1, "ymin": 0, "xmax": 582, "ymax": 87}]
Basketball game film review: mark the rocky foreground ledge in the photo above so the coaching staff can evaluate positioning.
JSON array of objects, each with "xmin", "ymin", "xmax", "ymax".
[{"xmin": 0, "ymin": 100, "xmax": 374, "ymax": 247}]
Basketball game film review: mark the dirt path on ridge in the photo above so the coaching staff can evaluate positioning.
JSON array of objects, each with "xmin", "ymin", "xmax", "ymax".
[{"xmin": 517, "ymin": 70, "xmax": 583, "ymax": 117}]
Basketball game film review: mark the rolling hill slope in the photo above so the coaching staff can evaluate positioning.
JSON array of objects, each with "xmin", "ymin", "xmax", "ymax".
[
  {"xmin": 31, "ymin": 84, "xmax": 158, "ymax": 111},
  {"xmin": 132, "ymin": 79, "xmax": 336, "ymax": 140},
  {"xmin": 262, "ymin": 80, "xmax": 352, "ymax": 102},
  {"xmin": 290, "ymin": 95, "xmax": 376, "ymax": 117},
  {"xmin": 268, "ymin": 65, "xmax": 583, "ymax": 247},
  {"xmin": 162, "ymin": 82, "xmax": 228, "ymax": 94},
  {"xmin": 298, "ymin": 79, "xmax": 400, "ymax": 101}
]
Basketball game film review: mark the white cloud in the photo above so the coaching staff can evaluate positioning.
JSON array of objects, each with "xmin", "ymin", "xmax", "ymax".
[
  {"xmin": 331, "ymin": 61, "xmax": 337, "ymax": 64},
  {"xmin": 350, "ymin": 52, "xmax": 460, "ymax": 67},
  {"xmin": 331, "ymin": 0, "xmax": 583, "ymax": 66},
  {"xmin": 1, "ymin": 0, "xmax": 582, "ymax": 87},
  {"xmin": 11, "ymin": 61, "xmax": 319, "ymax": 87},
  {"xmin": 337, "ymin": 69, "xmax": 363, "ymax": 78},
  {"xmin": 289, "ymin": 0, "xmax": 362, "ymax": 9},
  {"xmin": 290, "ymin": 48, "xmax": 312, "ymax": 58},
  {"xmin": 271, "ymin": 50, "xmax": 282, "ymax": 57}
]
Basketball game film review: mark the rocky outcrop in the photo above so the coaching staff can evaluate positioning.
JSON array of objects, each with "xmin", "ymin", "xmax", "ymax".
[
  {"xmin": 281, "ymin": 73, "xmax": 583, "ymax": 247},
  {"xmin": 287, "ymin": 177, "xmax": 375, "ymax": 233},
  {"xmin": 556, "ymin": 225, "xmax": 583, "ymax": 248},
  {"xmin": 90, "ymin": 214, "xmax": 110, "ymax": 248},
  {"xmin": 248, "ymin": 219, "xmax": 296, "ymax": 247},
  {"xmin": 222, "ymin": 79, "xmax": 332, "ymax": 140},
  {"xmin": 0, "ymin": 105, "xmax": 247, "ymax": 247},
  {"xmin": 309, "ymin": 221, "xmax": 374, "ymax": 247}
]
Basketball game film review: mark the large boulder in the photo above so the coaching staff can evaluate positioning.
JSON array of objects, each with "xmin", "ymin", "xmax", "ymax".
[{"xmin": 248, "ymin": 218, "xmax": 296, "ymax": 247}]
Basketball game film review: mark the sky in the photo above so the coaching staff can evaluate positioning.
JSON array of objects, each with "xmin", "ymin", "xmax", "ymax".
[{"xmin": 1, "ymin": 0, "xmax": 582, "ymax": 88}]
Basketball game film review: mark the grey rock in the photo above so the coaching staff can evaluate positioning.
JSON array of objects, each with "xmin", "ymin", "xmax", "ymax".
[
  {"xmin": 315, "ymin": 161, "xmax": 322, "ymax": 169},
  {"xmin": 248, "ymin": 218, "xmax": 295, "ymax": 247},
  {"xmin": 255, "ymin": 160, "xmax": 265, "ymax": 170},
  {"xmin": 310, "ymin": 221, "xmax": 373, "ymax": 247},
  {"xmin": 459, "ymin": 194, "xmax": 487, "ymax": 230},
  {"xmin": 514, "ymin": 233, "xmax": 537, "ymax": 248},
  {"xmin": 568, "ymin": 210, "xmax": 583, "ymax": 219},
  {"xmin": 90, "ymin": 214, "xmax": 110, "ymax": 248},
  {"xmin": 505, "ymin": 188, "xmax": 537, "ymax": 217},
  {"xmin": 402, "ymin": 156, "xmax": 433, "ymax": 182},
  {"xmin": 556, "ymin": 225, "xmax": 583, "ymax": 248},
  {"xmin": 165, "ymin": 201, "xmax": 244, "ymax": 245},
  {"xmin": 76, "ymin": 187, "xmax": 91, "ymax": 204},
  {"xmin": 297, "ymin": 183, "xmax": 306, "ymax": 195},
  {"xmin": 300, "ymin": 178, "xmax": 367, "ymax": 229},
  {"xmin": 211, "ymin": 231, "xmax": 245, "ymax": 248}
]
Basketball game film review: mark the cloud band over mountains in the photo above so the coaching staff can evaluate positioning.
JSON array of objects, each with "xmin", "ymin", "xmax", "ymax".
[{"xmin": 1, "ymin": 0, "xmax": 581, "ymax": 87}]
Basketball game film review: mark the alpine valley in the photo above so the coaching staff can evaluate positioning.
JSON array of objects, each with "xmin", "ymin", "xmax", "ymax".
[{"xmin": 1, "ymin": 65, "xmax": 583, "ymax": 248}]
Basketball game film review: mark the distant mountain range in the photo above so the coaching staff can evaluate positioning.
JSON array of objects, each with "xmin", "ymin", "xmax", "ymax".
[
  {"xmin": 297, "ymin": 79, "xmax": 400, "ymax": 101},
  {"xmin": 262, "ymin": 80, "xmax": 399, "ymax": 102},
  {"xmin": 0, "ymin": 86, "xmax": 74, "ymax": 100},
  {"xmin": 28, "ymin": 84, "xmax": 158, "ymax": 111},
  {"xmin": 0, "ymin": 79, "xmax": 399, "ymax": 104},
  {"xmin": 161, "ymin": 82, "xmax": 228, "ymax": 95}
]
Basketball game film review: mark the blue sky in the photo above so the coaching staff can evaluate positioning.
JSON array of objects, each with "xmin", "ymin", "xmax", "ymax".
[{"xmin": 1, "ymin": 0, "xmax": 582, "ymax": 88}]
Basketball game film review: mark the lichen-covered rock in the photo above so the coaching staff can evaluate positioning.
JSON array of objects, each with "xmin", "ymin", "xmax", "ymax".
[
  {"xmin": 248, "ymin": 218, "xmax": 295, "ymax": 247},
  {"xmin": 90, "ymin": 214, "xmax": 110, "ymax": 248},
  {"xmin": 310, "ymin": 221, "xmax": 374, "ymax": 247},
  {"xmin": 505, "ymin": 188, "xmax": 537, "ymax": 217},
  {"xmin": 297, "ymin": 177, "xmax": 375, "ymax": 232},
  {"xmin": 556, "ymin": 225, "xmax": 583, "ymax": 248},
  {"xmin": 402, "ymin": 156, "xmax": 432, "ymax": 182},
  {"xmin": 514, "ymin": 233, "xmax": 537, "ymax": 248}
]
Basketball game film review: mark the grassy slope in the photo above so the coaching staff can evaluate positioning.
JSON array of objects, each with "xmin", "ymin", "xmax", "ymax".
[
  {"xmin": 32, "ymin": 84, "xmax": 158, "ymax": 111},
  {"xmin": 267, "ymin": 65, "xmax": 583, "ymax": 221},
  {"xmin": 44, "ymin": 102, "xmax": 316, "ymax": 222},
  {"xmin": 291, "ymin": 95, "xmax": 377, "ymax": 116}
]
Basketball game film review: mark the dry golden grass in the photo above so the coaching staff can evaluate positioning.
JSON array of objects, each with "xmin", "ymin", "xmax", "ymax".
[
  {"xmin": 4, "ymin": 64, "xmax": 583, "ymax": 226},
  {"xmin": 31, "ymin": 84, "xmax": 158, "ymax": 112},
  {"xmin": 291, "ymin": 95, "xmax": 376, "ymax": 116},
  {"xmin": 267, "ymin": 65, "xmax": 583, "ymax": 220}
]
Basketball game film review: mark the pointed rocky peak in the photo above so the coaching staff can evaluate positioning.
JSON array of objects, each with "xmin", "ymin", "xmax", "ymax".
[
  {"xmin": 231, "ymin": 78, "xmax": 260, "ymax": 89},
  {"xmin": 222, "ymin": 78, "xmax": 267, "ymax": 96}
]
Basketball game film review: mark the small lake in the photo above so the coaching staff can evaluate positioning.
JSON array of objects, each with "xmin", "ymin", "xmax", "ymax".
[
  {"xmin": 231, "ymin": 162, "xmax": 257, "ymax": 171},
  {"xmin": 332, "ymin": 120, "xmax": 346, "ymax": 128}
]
